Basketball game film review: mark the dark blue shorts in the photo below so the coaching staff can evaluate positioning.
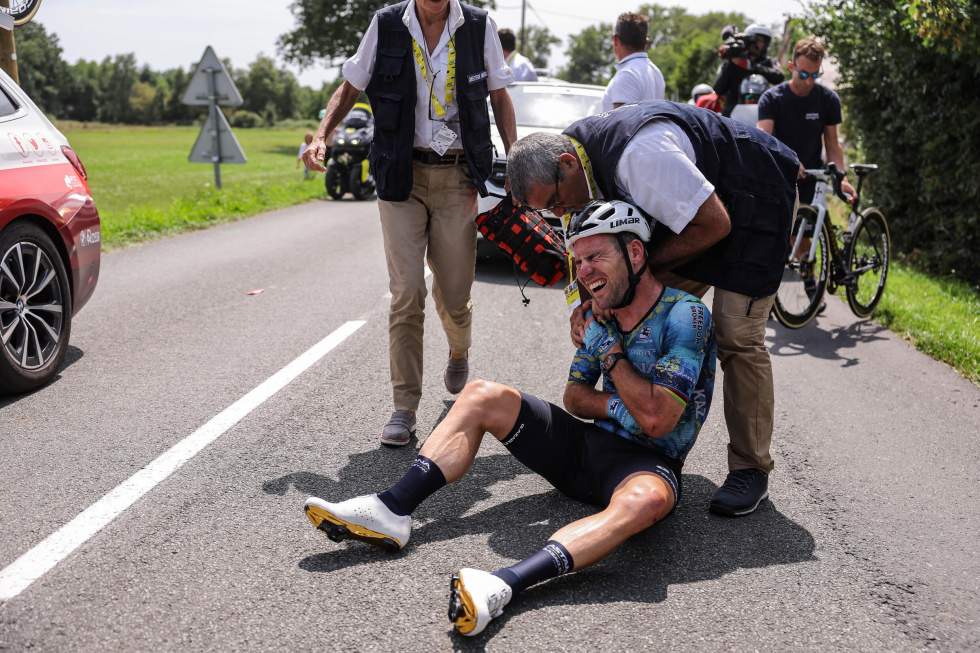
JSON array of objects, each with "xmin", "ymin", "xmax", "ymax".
[{"xmin": 501, "ymin": 393, "xmax": 683, "ymax": 510}]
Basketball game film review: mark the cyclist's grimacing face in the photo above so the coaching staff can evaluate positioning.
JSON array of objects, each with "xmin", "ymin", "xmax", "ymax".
[{"xmin": 572, "ymin": 235, "xmax": 630, "ymax": 310}]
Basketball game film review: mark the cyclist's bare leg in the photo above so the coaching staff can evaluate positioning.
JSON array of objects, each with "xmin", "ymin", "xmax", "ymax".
[
  {"xmin": 549, "ymin": 472, "xmax": 675, "ymax": 568},
  {"xmin": 419, "ymin": 379, "xmax": 522, "ymax": 482}
]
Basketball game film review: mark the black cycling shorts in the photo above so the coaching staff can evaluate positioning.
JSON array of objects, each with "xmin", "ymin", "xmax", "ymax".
[{"xmin": 501, "ymin": 392, "xmax": 683, "ymax": 510}]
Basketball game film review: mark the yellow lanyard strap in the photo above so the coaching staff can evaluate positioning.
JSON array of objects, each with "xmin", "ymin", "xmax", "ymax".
[
  {"xmin": 560, "ymin": 137, "xmax": 601, "ymax": 280},
  {"xmin": 412, "ymin": 38, "xmax": 456, "ymax": 119}
]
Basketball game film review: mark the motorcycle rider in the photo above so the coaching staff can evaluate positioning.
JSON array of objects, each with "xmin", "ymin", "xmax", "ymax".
[{"xmin": 714, "ymin": 23, "xmax": 784, "ymax": 117}]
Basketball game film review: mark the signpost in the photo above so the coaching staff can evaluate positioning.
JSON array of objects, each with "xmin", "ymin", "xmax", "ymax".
[
  {"xmin": 182, "ymin": 46, "xmax": 245, "ymax": 189},
  {"xmin": 0, "ymin": 0, "xmax": 46, "ymax": 82}
]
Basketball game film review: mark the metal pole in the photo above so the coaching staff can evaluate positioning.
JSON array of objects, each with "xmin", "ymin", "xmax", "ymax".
[
  {"xmin": 0, "ymin": 0, "xmax": 18, "ymax": 84},
  {"xmin": 519, "ymin": 0, "xmax": 526, "ymax": 53},
  {"xmin": 206, "ymin": 67, "xmax": 222, "ymax": 189}
]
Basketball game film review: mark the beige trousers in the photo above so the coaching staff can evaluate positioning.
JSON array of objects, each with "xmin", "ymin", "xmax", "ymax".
[
  {"xmin": 377, "ymin": 161, "xmax": 477, "ymax": 412},
  {"xmin": 658, "ymin": 273, "xmax": 776, "ymax": 473}
]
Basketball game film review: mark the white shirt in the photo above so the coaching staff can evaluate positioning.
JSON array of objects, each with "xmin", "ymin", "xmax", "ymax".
[
  {"xmin": 342, "ymin": 0, "xmax": 513, "ymax": 151},
  {"xmin": 601, "ymin": 52, "xmax": 665, "ymax": 113},
  {"xmin": 613, "ymin": 119, "xmax": 715, "ymax": 234},
  {"xmin": 506, "ymin": 51, "xmax": 538, "ymax": 82}
]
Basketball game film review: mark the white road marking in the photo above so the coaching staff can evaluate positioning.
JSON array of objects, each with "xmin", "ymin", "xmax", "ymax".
[{"xmin": 0, "ymin": 320, "xmax": 366, "ymax": 602}]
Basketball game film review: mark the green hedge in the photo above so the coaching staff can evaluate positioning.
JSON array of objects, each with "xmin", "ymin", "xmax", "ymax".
[{"xmin": 809, "ymin": 0, "xmax": 980, "ymax": 284}]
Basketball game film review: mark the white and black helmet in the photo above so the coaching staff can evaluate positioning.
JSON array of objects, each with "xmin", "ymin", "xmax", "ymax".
[
  {"xmin": 691, "ymin": 83, "xmax": 714, "ymax": 101},
  {"xmin": 744, "ymin": 23, "xmax": 773, "ymax": 42},
  {"xmin": 565, "ymin": 200, "xmax": 652, "ymax": 249}
]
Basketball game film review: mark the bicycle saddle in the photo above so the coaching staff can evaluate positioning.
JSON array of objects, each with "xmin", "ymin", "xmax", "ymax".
[{"xmin": 850, "ymin": 163, "xmax": 878, "ymax": 176}]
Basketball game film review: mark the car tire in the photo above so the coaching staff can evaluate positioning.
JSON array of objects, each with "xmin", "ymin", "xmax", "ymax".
[{"xmin": 0, "ymin": 222, "xmax": 72, "ymax": 395}]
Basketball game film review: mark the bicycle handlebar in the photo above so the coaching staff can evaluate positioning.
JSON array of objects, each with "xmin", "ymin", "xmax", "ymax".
[{"xmin": 803, "ymin": 163, "xmax": 852, "ymax": 205}]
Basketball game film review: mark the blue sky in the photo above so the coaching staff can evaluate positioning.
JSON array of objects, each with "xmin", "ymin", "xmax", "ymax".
[{"xmin": 35, "ymin": 0, "xmax": 797, "ymax": 87}]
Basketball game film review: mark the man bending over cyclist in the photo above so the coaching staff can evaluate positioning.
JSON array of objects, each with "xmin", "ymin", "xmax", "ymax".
[{"xmin": 302, "ymin": 201, "xmax": 716, "ymax": 636}]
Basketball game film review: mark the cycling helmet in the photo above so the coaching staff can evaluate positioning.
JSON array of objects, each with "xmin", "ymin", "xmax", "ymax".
[
  {"xmin": 744, "ymin": 23, "xmax": 773, "ymax": 41},
  {"xmin": 691, "ymin": 83, "xmax": 714, "ymax": 102},
  {"xmin": 739, "ymin": 74, "xmax": 769, "ymax": 103},
  {"xmin": 566, "ymin": 200, "xmax": 651, "ymax": 308}
]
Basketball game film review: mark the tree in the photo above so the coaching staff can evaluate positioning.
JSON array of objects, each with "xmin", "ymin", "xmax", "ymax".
[
  {"xmin": 279, "ymin": 0, "xmax": 492, "ymax": 69},
  {"xmin": 559, "ymin": 23, "xmax": 613, "ymax": 85},
  {"xmin": 523, "ymin": 25, "xmax": 560, "ymax": 69},
  {"xmin": 809, "ymin": 0, "xmax": 980, "ymax": 282},
  {"xmin": 98, "ymin": 54, "xmax": 140, "ymax": 123},
  {"xmin": 13, "ymin": 22, "xmax": 70, "ymax": 117}
]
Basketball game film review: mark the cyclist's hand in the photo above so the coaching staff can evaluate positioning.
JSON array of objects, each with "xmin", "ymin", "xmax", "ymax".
[
  {"xmin": 304, "ymin": 136, "xmax": 328, "ymax": 172},
  {"xmin": 841, "ymin": 178, "xmax": 857, "ymax": 205},
  {"xmin": 584, "ymin": 314, "xmax": 622, "ymax": 357}
]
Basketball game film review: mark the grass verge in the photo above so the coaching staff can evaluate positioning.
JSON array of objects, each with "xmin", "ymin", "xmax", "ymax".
[
  {"xmin": 59, "ymin": 123, "xmax": 328, "ymax": 248},
  {"xmin": 875, "ymin": 262, "xmax": 979, "ymax": 384}
]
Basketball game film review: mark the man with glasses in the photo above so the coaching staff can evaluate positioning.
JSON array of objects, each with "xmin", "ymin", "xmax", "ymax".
[
  {"xmin": 757, "ymin": 35, "xmax": 855, "ymax": 204},
  {"xmin": 304, "ymin": 0, "xmax": 517, "ymax": 447},
  {"xmin": 506, "ymin": 100, "xmax": 800, "ymax": 518}
]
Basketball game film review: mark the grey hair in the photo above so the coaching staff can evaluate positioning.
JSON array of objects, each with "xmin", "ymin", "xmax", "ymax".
[{"xmin": 507, "ymin": 132, "xmax": 576, "ymax": 204}]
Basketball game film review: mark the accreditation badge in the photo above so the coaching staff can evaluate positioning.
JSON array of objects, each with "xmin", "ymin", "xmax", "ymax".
[{"xmin": 429, "ymin": 125, "xmax": 457, "ymax": 156}]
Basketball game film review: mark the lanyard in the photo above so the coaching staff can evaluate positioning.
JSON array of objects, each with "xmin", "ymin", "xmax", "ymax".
[
  {"xmin": 560, "ymin": 136, "xmax": 600, "ymax": 281},
  {"xmin": 412, "ymin": 38, "xmax": 456, "ymax": 119}
]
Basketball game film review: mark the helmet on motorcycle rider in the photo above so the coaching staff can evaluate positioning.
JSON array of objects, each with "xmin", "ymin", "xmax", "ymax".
[
  {"xmin": 690, "ymin": 83, "xmax": 714, "ymax": 102},
  {"xmin": 739, "ymin": 74, "xmax": 769, "ymax": 103},
  {"xmin": 744, "ymin": 23, "xmax": 773, "ymax": 42}
]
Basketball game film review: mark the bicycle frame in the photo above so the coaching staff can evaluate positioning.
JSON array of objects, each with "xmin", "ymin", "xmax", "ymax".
[{"xmin": 792, "ymin": 170, "xmax": 860, "ymax": 264}]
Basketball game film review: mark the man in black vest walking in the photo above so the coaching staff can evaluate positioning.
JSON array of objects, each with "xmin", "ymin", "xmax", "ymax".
[
  {"xmin": 304, "ymin": 0, "xmax": 517, "ymax": 446},
  {"xmin": 507, "ymin": 101, "xmax": 799, "ymax": 517}
]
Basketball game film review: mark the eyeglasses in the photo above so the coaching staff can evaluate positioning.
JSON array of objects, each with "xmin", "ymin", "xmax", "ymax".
[
  {"xmin": 540, "ymin": 172, "xmax": 564, "ymax": 216},
  {"xmin": 797, "ymin": 69, "xmax": 824, "ymax": 81}
]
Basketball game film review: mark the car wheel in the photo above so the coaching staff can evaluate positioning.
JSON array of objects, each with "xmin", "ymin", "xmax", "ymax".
[{"xmin": 0, "ymin": 222, "xmax": 72, "ymax": 395}]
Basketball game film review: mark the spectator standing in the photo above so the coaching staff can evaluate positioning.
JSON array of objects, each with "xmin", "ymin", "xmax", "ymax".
[
  {"xmin": 297, "ymin": 131, "xmax": 315, "ymax": 179},
  {"xmin": 757, "ymin": 36, "xmax": 855, "ymax": 204},
  {"xmin": 498, "ymin": 28, "xmax": 538, "ymax": 82},
  {"xmin": 601, "ymin": 12, "xmax": 664, "ymax": 112},
  {"xmin": 303, "ymin": 0, "xmax": 518, "ymax": 446},
  {"xmin": 714, "ymin": 23, "xmax": 783, "ymax": 117}
]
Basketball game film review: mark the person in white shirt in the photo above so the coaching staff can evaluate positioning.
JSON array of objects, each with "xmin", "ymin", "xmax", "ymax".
[
  {"xmin": 601, "ymin": 12, "xmax": 665, "ymax": 112},
  {"xmin": 498, "ymin": 28, "xmax": 538, "ymax": 82},
  {"xmin": 303, "ymin": 0, "xmax": 518, "ymax": 446}
]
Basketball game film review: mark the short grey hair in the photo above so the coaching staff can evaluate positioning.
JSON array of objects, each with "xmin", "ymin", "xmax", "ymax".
[{"xmin": 507, "ymin": 132, "xmax": 575, "ymax": 204}]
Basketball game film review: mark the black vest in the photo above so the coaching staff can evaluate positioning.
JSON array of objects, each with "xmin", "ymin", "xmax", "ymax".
[
  {"xmin": 564, "ymin": 101, "xmax": 800, "ymax": 297},
  {"xmin": 366, "ymin": 1, "xmax": 493, "ymax": 201}
]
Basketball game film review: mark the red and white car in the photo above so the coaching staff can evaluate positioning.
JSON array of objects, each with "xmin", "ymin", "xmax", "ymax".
[{"xmin": 0, "ymin": 68, "xmax": 100, "ymax": 394}]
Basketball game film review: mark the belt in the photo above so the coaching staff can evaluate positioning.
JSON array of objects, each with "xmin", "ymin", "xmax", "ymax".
[{"xmin": 412, "ymin": 149, "xmax": 466, "ymax": 165}]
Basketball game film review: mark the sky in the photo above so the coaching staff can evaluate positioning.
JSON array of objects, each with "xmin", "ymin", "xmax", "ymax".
[{"xmin": 34, "ymin": 0, "xmax": 801, "ymax": 88}]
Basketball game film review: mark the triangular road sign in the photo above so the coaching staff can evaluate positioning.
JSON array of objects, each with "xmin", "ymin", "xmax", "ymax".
[
  {"xmin": 189, "ymin": 108, "xmax": 246, "ymax": 164},
  {"xmin": 182, "ymin": 46, "xmax": 243, "ymax": 107}
]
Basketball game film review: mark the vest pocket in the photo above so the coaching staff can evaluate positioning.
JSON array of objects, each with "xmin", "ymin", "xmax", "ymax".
[
  {"xmin": 372, "ymin": 92, "xmax": 402, "ymax": 132},
  {"xmin": 377, "ymin": 48, "xmax": 406, "ymax": 79},
  {"xmin": 461, "ymin": 85, "xmax": 490, "ymax": 131}
]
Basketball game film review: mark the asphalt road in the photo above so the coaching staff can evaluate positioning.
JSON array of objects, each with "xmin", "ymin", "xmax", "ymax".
[{"xmin": 1, "ymin": 198, "xmax": 978, "ymax": 651}]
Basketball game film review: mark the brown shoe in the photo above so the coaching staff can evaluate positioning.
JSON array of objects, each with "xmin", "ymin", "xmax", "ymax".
[{"xmin": 380, "ymin": 410, "xmax": 416, "ymax": 447}]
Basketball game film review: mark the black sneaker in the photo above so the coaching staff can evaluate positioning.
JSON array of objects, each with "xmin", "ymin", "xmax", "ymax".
[{"xmin": 709, "ymin": 469, "xmax": 769, "ymax": 517}]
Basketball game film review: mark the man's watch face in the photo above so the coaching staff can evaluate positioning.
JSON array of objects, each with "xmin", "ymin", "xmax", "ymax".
[{"xmin": 601, "ymin": 353, "xmax": 624, "ymax": 372}]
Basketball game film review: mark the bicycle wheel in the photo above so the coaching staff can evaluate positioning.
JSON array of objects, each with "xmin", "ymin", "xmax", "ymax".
[
  {"xmin": 773, "ymin": 206, "xmax": 830, "ymax": 329},
  {"xmin": 845, "ymin": 207, "xmax": 890, "ymax": 317}
]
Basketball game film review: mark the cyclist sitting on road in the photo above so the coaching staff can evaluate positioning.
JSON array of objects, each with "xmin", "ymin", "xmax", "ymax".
[
  {"xmin": 757, "ymin": 35, "xmax": 855, "ymax": 205},
  {"xmin": 302, "ymin": 201, "xmax": 716, "ymax": 637}
]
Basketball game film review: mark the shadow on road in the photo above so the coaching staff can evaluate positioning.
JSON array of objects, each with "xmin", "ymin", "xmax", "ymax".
[
  {"xmin": 0, "ymin": 345, "xmax": 85, "ymax": 410},
  {"xmin": 265, "ymin": 448, "xmax": 815, "ymax": 645},
  {"xmin": 767, "ymin": 317, "xmax": 890, "ymax": 367}
]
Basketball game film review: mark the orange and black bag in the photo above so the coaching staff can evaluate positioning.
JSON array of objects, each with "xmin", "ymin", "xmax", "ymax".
[{"xmin": 474, "ymin": 194, "xmax": 566, "ymax": 287}]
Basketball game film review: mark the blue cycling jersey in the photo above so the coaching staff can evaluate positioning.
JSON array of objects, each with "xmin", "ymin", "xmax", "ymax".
[{"xmin": 568, "ymin": 287, "xmax": 716, "ymax": 461}]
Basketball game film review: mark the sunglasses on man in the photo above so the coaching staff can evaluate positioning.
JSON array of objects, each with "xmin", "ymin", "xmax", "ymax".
[{"xmin": 796, "ymin": 69, "xmax": 824, "ymax": 81}]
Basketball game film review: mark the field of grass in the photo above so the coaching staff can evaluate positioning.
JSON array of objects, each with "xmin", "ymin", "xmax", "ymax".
[
  {"xmin": 59, "ymin": 123, "xmax": 327, "ymax": 247},
  {"xmin": 875, "ymin": 263, "xmax": 979, "ymax": 384}
]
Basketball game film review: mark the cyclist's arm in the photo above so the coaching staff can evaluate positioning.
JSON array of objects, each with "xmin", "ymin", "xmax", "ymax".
[{"xmin": 823, "ymin": 124, "xmax": 856, "ymax": 200}]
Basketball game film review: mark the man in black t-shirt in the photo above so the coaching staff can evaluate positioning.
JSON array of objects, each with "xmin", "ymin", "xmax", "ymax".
[{"xmin": 757, "ymin": 35, "xmax": 855, "ymax": 204}]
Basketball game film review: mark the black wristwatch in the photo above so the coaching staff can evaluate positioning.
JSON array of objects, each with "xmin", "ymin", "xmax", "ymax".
[{"xmin": 601, "ymin": 352, "xmax": 626, "ymax": 374}]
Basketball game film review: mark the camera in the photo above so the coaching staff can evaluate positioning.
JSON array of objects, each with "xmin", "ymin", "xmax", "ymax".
[{"xmin": 720, "ymin": 25, "xmax": 748, "ymax": 60}]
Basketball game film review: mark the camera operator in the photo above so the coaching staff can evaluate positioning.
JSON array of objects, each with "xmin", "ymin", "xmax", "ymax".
[{"xmin": 714, "ymin": 23, "xmax": 783, "ymax": 117}]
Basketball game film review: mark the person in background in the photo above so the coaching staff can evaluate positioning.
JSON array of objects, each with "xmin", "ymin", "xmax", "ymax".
[
  {"xmin": 757, "ymin": 35, "xmax": 855, "ymax": 205},
  {"xmin": 498, "ymin": 28, "xmax": 538, "ymax": 82},
  {"xmin": 601, "ymin": 12, "xmax": 664, "ymax": 112},
  {"xmin": 297, "ymin": 131, "xmax": 315, "ymax": 179},
  {"xmin": 690, "ymin": 83, "xmax": 722, "ymax": 113},
  {"xmin": 714, "ymin": 23, "xmax": 783, "ymax": 117}
]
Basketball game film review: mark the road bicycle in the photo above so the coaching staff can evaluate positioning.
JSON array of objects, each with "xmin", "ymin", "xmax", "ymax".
[{"xmin": 772, "ymin": 162, "xmax": 890, "ymax": 329}]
